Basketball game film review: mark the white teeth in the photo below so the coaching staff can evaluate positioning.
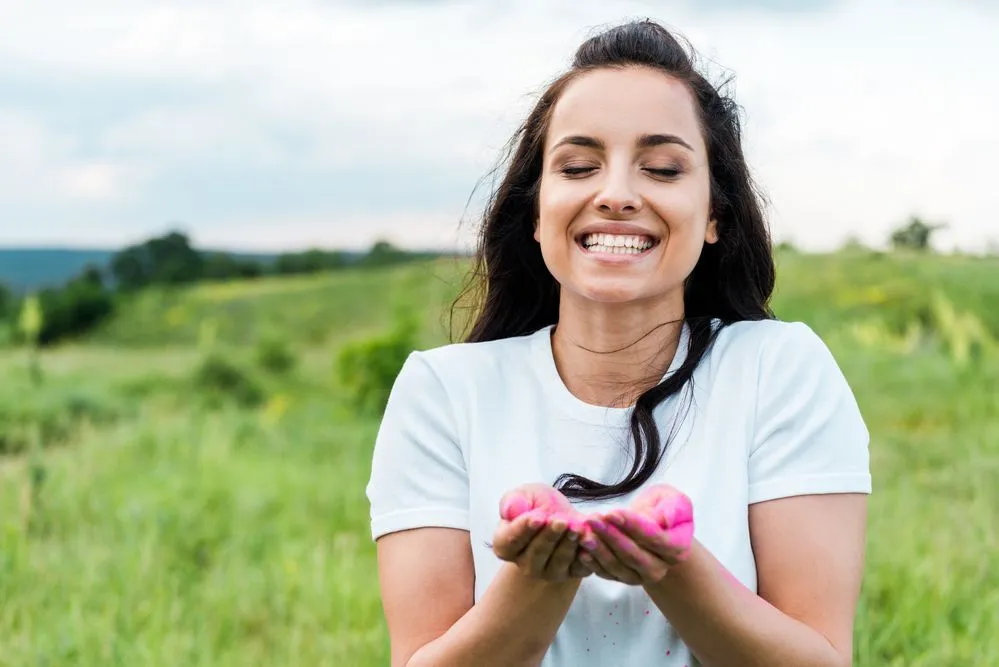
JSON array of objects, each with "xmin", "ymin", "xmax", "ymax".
[
  {"xmin": 585, "ymin": 244, "xmax": 645, "ymax": 255},
  {"xmin": 581, "ymin": 233, "xmax": 654, "ymax": 252}
]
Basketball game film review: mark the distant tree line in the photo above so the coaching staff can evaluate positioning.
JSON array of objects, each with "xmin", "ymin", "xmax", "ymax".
[{"xmin": 0, "ymin": 230, "xmax": 441, "ymax": 346}]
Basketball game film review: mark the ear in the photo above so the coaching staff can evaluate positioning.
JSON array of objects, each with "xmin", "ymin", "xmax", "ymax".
[
  {"xmin": 705, "ymin": 217, "xmax": 719, "ymax": 244},
  {"xmin": 533, "ymin": 219, "xmax": 540, "ymax": 243}
]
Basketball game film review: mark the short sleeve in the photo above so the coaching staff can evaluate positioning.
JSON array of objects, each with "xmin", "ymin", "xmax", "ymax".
[
  {"xmin": 365, "ymin": 351, "xmax": 470, "ymax": 540},
  {"xmin": 747, "ymin": 322, "xmax": 872, "ymax": 505}
]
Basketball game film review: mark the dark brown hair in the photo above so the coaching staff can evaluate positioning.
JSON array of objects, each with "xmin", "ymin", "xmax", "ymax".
[{"xmin": 452, "ymin": 19, "xmax": 776, "ymax": 501}]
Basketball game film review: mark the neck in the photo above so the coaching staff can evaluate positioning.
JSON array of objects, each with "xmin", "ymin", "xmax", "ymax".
[{"xmin": 550, "ymin": 290, "xmax": 685, "ymax": 408}]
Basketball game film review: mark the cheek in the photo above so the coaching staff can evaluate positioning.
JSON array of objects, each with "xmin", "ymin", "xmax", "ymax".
[
  {"xmin": 538, "ymin": 178, "xmax": 584, "ymax": 233},
  {"xmin": 654, "ymin": 188, "xmax": 711, "ymax": 245}
]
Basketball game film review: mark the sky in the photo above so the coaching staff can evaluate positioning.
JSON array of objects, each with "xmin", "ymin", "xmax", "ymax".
[{"xmin": 0, "ymin": 0, "xmax": 996, "ymax": 253}]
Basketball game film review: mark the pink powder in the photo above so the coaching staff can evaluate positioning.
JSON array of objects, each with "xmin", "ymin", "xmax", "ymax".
[
  {"xmin": 654, "ymin": 494, "xmax": 693, "ymax": 530},
  {"xmin": 622, "ymin": 510, "xmax": 662, "ymax": 537},
  {"xmin": 500, "ymin": 494, "xmax": 531, "ymax": 521},
  {"xmin": 665, "ymin": 520, "xmax": 694, "ymax": 552}
]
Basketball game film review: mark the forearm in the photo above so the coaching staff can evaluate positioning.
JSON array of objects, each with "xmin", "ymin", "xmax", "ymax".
[
  {"xmin": 645, "ymin": 541, "xmax": 849, "ymax": 667},
  {"xmin": 407, "ymin": 563, "xmax": 580, "ymax": 667}
]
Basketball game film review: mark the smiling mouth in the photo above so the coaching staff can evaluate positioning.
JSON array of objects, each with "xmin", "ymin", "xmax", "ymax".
[{"xmin": 576, "ymin": 232, "xmax": 660, "ymax": 256}]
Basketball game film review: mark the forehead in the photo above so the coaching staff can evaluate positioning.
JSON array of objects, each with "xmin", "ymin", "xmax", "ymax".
[{"xmin": 546, "ymin": 66, "xmax": 704, "ymax": 151}]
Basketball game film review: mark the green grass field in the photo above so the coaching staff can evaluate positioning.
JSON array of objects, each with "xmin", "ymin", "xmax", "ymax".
[{"xmin": 1, "ymin": 251, "xmax": 997, "ymax": 665}]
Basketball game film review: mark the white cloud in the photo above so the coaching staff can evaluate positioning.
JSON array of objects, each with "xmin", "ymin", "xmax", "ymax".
[
  {"xmin": 0, "ymin": 110, "xmax": 140, "ymax": 203},
  {"xmin": 59, "ymin": 162, "xmax": 126, "ymax": 201}
]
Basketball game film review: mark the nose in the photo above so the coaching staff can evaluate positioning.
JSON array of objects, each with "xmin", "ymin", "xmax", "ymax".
[{"xmin": 591, "ymin": 165, "xmax": 642, "ymax": 216}]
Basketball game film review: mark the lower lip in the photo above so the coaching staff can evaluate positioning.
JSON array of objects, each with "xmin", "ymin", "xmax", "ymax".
[{"xmin": 576, "ymin": 240, "xmax": 658, "ymax": 263}]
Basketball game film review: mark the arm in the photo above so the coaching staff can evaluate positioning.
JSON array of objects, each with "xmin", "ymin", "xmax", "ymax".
[
  {"xmin": 644, "ymin": 493, "xmax": 866, "ymax": 667},
  {"xmin": 378, "ymin": 526, "xmax": 581, "ymax": 667}
]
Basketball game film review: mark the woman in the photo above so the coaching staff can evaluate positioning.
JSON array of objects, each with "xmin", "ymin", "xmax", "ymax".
[{"xmin": 366, "ymin": 19, "xmax": 870, "ymax": 667}]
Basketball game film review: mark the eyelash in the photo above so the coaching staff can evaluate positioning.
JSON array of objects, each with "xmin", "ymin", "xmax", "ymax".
[{"xmin": 559, "ymin": 166, "xmax": 682, "ymax": 179}]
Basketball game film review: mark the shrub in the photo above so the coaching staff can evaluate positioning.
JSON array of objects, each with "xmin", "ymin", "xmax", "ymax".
[
  {"xmin": 336, "ymin": 315, "xmax": 418, "ymax": 414},
  {"xmin": 35, "ymin": 278, "xmax": 115, "ymax": 346},
  {"xmin": 0, "ymin": 387, "xmax": 122, "ymax": 455},
  {"xmin": 255, "ymin": 334, "xmax": 297, "ymax": 375},
  {"xmin": 193, "ymin": 352, "xmax": 265, "ymax": 408}
]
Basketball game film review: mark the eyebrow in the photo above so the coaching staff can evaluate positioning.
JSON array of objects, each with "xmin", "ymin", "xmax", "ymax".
[{"xmin": 548, "ymin": 133, "xmax": 694, "ymax": 154}]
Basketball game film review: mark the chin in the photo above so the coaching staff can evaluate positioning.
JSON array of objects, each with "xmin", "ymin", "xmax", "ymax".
[{"xmin": 571, "ymin": 278, "xmax": 650, "ymax": 305}]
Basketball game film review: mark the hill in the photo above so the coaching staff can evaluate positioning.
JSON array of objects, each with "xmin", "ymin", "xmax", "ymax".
[
  {"xmin": 86, "ymin": 249, "xmax": 999, "ymax": 349},
  {"xmin": 0, "ymin": 247, "xmax": 282, "ymax": 292},
  {"xmin": 0, "ymin": 248, "xmax": 116, "ymax": 291}
]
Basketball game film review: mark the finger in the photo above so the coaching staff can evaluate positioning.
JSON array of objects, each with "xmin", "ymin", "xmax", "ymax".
[
  {"xmin": 541, "ymin": 533, "xmax": 579, "ymax": 580},
  {"xmin": 665, "ymin": 520, "xmax": 694, "ymax": 557},
  {"xmin": 582, "ymin": 519, "xmax": 643, "ymax": 584},
  {"xmin": 567, "ymin": 556, "xmax": 592, "ymax": 579},
  {"xmin": 499, "ymin": 492, "xmax": 532, "ymax": 521},
  {"xmin": 590, "ymin": 517, "xmax": 669, "ymax": 583},
  {"xmin": 577, "ymin": 549, "xmax": 617, "ymax": 581},
  {"xmin": 616, "ymin": 509, "xmax": 694, "ymax": 561},
  {"xmin": 654, "ymin": 493, "xmax": 693, "ymax": 529},
  {"xmin": 542, "ymin": 523, "xmax": 584, "ymax": 580},
  {"xmin": 609, "ymin": 509, "xmax": 682, "ymax": 561},
  {"xmin": 521, "ymin": 513, "xmax": 570, "ymax": 576},
  {"xmin": 493, "ymin": 511, "xmax": 547, "ymax": 560}
]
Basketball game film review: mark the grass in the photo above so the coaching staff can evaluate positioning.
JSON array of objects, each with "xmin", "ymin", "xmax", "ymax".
[{"xmin": 1, "ymin": 250, "xmax": 998, "ymax": 665}]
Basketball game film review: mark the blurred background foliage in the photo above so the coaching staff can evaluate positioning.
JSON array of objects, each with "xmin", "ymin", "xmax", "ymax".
[{"xmin": 1, "ymin": 216, "xmax": 997, "ymax": 665}]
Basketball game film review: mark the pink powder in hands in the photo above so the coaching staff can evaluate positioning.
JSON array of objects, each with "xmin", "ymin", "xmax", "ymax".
[
  {"xmin": 500, "ymin": 494, "xmax": 532, "ymax": 521},
  {"xmin": 498, "ymin": 489, "xmax": 592, "ymax": 540},
  {"xmin": 652, "ymin": 494, "xmax": 694, "ymax": 556}
]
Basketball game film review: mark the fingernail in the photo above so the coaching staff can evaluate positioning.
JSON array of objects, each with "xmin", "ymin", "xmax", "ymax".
[
  {"xmin": 607, "ymin": 514, "xmax": 623, "ymax": 526},
  {"xmin": 581, "ymin": 539, "xmax": 597, "ymax": 551},
  {"xmin": 551, "ymin": 519, "xmax": 567, "ymax": 532}
]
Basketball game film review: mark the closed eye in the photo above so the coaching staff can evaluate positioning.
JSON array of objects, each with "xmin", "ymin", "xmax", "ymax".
[
  {"xmin": 558, "ymin": 166, "xmax": 682, "ymax": 178},
  {"xmin": 645, "ymin": 168, "xmax": 681, "ymax": 179}
]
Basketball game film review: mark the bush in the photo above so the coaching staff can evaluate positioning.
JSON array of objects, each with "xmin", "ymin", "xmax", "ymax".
[
  {"xmin": 255, "ymin": 335, "xmax": 297, "ymax": 375},
  {"xmin": 336, "ymin": 315, "xmax": 418, "ymax": 414},
  {"xmin": 36, "ymin": 276, "xmax": 115, "ymax": 346},
  {"xmin": 193, "ymin": 352, "xmax": 265, "ymax": 408},
  {"xmin": 0, "ymin": 387, "xmax": 122, "ymax": 455}
]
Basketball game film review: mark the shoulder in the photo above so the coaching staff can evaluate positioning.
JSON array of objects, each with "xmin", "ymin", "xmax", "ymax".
[
  {"xmin": 707, "ymin": 319, "xmax": 851, "ymax": 407},
  {"xmin": 404, "ymin": 327, "xmax": 545, "ymax": 393},
  {"xmin": 711, "ymin": 318, "xmax": 831, "ymax": 368}
]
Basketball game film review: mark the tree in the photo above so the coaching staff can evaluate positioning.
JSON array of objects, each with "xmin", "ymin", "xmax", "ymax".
[
  {"xmin": 361, "ymin": 239, "xmax": 408, "ymax": 267},
  {"xmin": 274, "ymin": 248, "xmax": 349, "ymax": 275},
  {"xmin": 35, "ymin": 270, "xmax": 115, "ymax": 345},
  {"xmin": 110, "ymin": 230, "xmax": 204, "ymax": 290},
  {"xmin": 0, "ymin": 281, "xmax": 12, "ymax": 320},
  {"xmin": 77, "ymin": 264, "xmax": 106, "ymax": 289},
  {"xmin": 889, "ymin": 216, "xmax": 946, "ymax": 252}
]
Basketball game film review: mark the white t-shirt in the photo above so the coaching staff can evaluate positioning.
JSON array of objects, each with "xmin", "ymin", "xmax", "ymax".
[{"xmin": 366, "ymin": 319, "xmax": 871, "ymax": 666}]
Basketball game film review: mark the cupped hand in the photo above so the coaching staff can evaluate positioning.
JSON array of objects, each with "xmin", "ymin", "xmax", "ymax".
[
  {"xmin": 491, "ymin": 483, "xmax": 594, "ymax": 582},
  {"xmin": 577, "ymin": 484, "xmax": 694, "ymax": 585}
]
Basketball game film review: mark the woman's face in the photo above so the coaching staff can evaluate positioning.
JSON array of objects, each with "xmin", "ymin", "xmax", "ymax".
[{"xmin": 536, "ymin": 66, "xmax": 718, "ymax": 306}]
